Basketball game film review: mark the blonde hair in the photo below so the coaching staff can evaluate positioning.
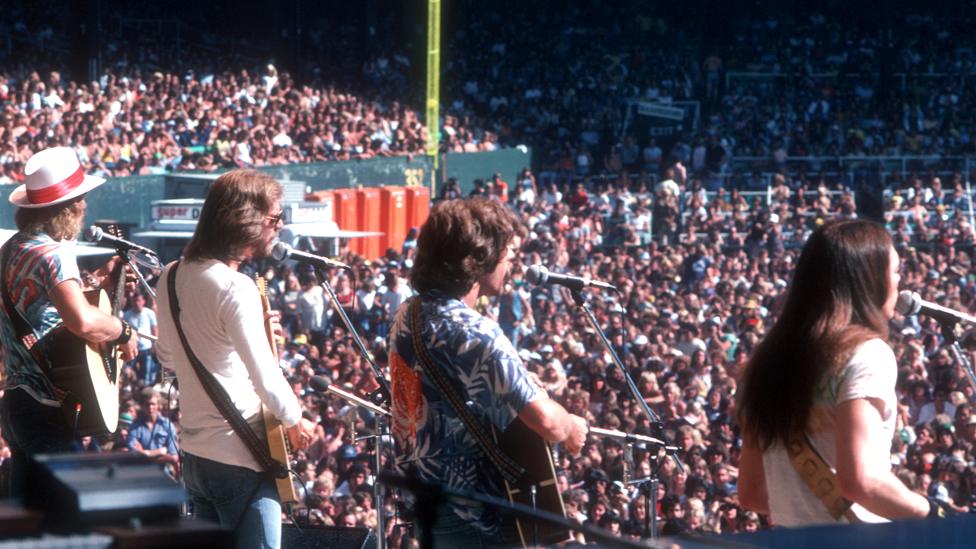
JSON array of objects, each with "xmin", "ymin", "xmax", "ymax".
[{"xmin": 15, "ymin": 197, "xmax": 86, "ymax": 240}]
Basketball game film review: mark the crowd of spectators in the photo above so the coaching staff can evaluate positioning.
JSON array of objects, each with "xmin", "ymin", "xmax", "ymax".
[
  {"xmin": 2, "ymin": 1, "xmax": 976, "ymax": 193},
  {"xmin": 2, "ymin": 0, "xmax": 976, "ymax": 545},
  {"xmin": 0, "ymin": 164, "xmax": 969, "ymax": 545},
  {"xmin": 0, "ymin": 66, "xmax": 428, "ymax": 183}
]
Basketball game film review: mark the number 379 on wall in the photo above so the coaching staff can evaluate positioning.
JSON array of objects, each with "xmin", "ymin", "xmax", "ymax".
[{"xmin": 404, "ymin": 168, "xmax": 425, "ymax": 187}]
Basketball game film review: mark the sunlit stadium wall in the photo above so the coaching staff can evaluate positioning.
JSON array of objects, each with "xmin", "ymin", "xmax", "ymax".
[{"xmin": 0, "ymin": 149, "xmax": 534, "ymax": 229}]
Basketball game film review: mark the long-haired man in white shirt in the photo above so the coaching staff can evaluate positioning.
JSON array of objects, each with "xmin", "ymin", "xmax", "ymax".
[{"xmin": 156, "ymin": 170, "xmax": 316, "ymax": 549}]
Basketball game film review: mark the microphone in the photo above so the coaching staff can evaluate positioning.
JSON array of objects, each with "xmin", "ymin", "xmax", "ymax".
[
  {"xmin": 525, "ymin": 264, "xmax": 617, "ymax": 292},
  {"xmin": 84, "ymin": 226, "xmax": 157, "ymax": 256},
  {"xmin": 271, "ymin": 241, "xmax": 350, "ymax": 270},
  {"xmin": 896, "ymin": 290, "xmax": 976, "ymax": 326},
  {"xmin": 309, "ymin": 376, "xmax": 390, "ymax": 416}
]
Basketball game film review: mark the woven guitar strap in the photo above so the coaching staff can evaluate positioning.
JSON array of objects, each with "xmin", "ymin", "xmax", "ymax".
[
  {"xmin": 408, "ymin": 297, "xmax": 524, "ymax": 484},
  {"xmin": 167, "ymin": 261, "xmax": 287, "ymax": 479},
  {"xmin": 786, "ymin": 434, "xmax": 860, "ymax": 523}
]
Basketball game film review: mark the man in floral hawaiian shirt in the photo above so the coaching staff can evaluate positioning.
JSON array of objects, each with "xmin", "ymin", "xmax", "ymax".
[{"xmin": 389, "ymin": 198, "xmax": 588, "ymax": 547}]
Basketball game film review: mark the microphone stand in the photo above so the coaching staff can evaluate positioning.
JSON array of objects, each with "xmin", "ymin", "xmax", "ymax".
[
  {"xmin": 377, "ymin": 472, "xmax": 649, "ymax": 549},
  {"xmin": 567, "ymin": 288, "xmax": 683, "ymax": 541},
  {"xmin": 117, "ymin": 248, "xmax": 158, "ymax": 300},
  {"xmin": 315, "ymin": 267, "xmax": 392, "ymax": 403},
  {"xmin": 938, "ymin": 320, "xmax": 976, "ymax": 394},
  {"xmin": 315, "ymin": 266, "xmax": 392, "ymax": 549}
]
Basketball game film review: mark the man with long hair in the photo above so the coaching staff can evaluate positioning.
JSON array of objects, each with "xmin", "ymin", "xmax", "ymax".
[
  {"xmin": 0, "ymin": 147, "xmax": 139, "ymax": 497},
  {"xmin": 156, "ymin": 170, "xmax": 315, "ymax": 549},
  {"xmin": 737, "ymin": 219, "xmax": 937, "ymax": 526},
  {"xmin": 388, "ymin": 198, "xmax": 588, "ymax": 546}
]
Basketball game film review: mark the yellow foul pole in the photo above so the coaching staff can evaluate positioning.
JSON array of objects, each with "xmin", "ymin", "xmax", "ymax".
[{"xmin": 425, "ymin": 0, "xmax": 441, "ymax": 196}]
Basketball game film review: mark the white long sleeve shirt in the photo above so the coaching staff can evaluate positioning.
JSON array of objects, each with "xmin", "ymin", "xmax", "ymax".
[{"xmin": 156, "ymin": 259, "xmax": 302, "ymax": 472}]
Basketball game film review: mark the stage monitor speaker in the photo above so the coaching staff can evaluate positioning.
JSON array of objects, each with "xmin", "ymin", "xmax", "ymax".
[
  {"xmin": 26, "ymin": 452, "xmax": 186, "ymax": 528},
  {"xmin": 282, "ymin": 524, "xmax": 374, "ymax": 549}
]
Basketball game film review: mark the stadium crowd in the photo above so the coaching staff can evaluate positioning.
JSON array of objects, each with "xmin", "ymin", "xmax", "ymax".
[
  {"xmin": 0, "ymin": 165, "xmax": 971, "ymax": 544},
  {"xmin": 2, "ymin": 0, "xmax": 976, "ymax": 545},
  {"xmin": 0, "ymin": 1, "xmax": 975, "ymax": 190}
]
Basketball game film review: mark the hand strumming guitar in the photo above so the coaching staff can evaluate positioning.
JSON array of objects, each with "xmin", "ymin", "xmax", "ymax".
[
  {"xmin": 286, "ymin": 418, "xmax": 317, "ymax": 451},
  {"xmin": 564, "ymin": 414, "xmax": 588, "ymax": 456}
]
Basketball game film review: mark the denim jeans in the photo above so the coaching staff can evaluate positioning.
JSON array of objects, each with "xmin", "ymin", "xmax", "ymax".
[
  {"xmin": 0, "ymin": 387, "xmax": 75, "ymax": 499},
  {"xmin": 182, "ymin": 452, "xmax": 281, "ymax": 549},
  {"xmin": 131, "ymin": 349, "xmax": 159, "ymax": 386}
]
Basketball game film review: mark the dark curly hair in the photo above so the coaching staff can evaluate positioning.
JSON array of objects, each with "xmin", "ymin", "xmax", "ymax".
[{"xmin": 410, "ymin": 198, "xmax": 522, "ymax": 298}]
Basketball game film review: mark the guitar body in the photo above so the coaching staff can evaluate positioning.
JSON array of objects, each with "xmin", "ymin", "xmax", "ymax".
[
  {"xmin": 263, "ymin": 405, "xmax": 298, "ymax": 504},
  {"xmin": 495, "ymin": 417, "xmax": 571, "ymax": 547},
  {"xmin": 39, "ymin": 289, "xmax": 121, "ymax": 436}
]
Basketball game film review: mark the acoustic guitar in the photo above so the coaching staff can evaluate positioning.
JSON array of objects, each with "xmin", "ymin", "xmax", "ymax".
[
  {"xmin": 38, "ymin": 288, "xmax": 123, "ymax": 436},
  {"xmin": 35, "ymin": 226, "xmax": 128, "ymax": 437},
  {"xmin": 494, "ymin": 418, "xmax": 571, "ymax": 547}
]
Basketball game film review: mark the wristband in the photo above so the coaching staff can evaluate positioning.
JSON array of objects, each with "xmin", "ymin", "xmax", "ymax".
[
  {"xmin": 927, "ymin": 496, "xmax": 947, "ymax": 519},
  {"xmin": 115, "ymin": 319, "xmax": 133, "ymax": 346}
]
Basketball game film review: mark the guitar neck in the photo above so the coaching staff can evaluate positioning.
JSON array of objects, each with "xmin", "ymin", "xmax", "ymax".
[{"xmin": 255, "ymin": 276, "xmax": 278, "ymax": 360}]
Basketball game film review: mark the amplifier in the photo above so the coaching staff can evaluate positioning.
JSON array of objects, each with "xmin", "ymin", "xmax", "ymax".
[
  {"xmin": 26, "ymin": 453, "xmax": 186, "ymax": 528},
  {"xmin": 282, "ymin": 524, "xmax": 374, "ymax": 549}
]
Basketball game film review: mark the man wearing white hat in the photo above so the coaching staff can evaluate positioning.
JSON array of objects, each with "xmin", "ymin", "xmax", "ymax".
[{"xmin": 0, "ymin": 146, "xmax": 139, "ymax": 497}]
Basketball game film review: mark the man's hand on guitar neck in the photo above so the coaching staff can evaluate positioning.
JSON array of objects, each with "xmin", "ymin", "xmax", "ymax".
[
  {"xmin": 264, "ymin": 308, "xmax": 285, "ymax": 352},
  {"xmin": 286, "ymin": 418, "xmax": 317, "ymax": 451},
  {"xmin": 90, "ymin": 256, "xmax": 139, "ymax": 293}
]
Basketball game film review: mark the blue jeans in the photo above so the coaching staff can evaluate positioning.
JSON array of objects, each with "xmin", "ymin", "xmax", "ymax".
[
  {"xmin": 0, "ymin": 388, "xmax": 75, "ymax": 499},
  {"xmin": 182, "ymin": 452, "xmax": 281, "ymax": 549},
  {"xmin": 131, "ymin": 349, "xmax": 158, "ymax": 386}
]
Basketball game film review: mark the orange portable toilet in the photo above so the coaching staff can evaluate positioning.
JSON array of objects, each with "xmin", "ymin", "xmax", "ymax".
[
  {"xmin": 332, "ymin": 188, "xmax": 358, "ymax": 233},
  {"xmin": 380, "ymin": 186, "xmax": 408, "ymax": 255},
  {"xmin": 405, "ymin": 185, "xmax": 431, "ymax": 233},
  {"xmin": 356, "ymin": 188, "xmax": 382, "ymax": 259}
]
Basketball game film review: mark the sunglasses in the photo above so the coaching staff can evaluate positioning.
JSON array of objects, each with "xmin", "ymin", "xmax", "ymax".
[{"xmin": 265, "ymin": 211, "xmax": 285, "ymax": 226}]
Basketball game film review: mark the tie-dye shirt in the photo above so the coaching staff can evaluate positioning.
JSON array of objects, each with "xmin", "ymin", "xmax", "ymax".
[
  {"xmin": 388, "ymin": 292, "xmax": 542, "ymax": 535},
  {"xmin": 0, "ymin": 232, "xmax": 81, "ymax": 404}
]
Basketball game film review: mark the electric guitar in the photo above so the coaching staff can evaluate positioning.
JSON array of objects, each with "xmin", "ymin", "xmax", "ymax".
[{"xmin": 256, "ymin": 276, "xmax": 299, "ymax": 505}]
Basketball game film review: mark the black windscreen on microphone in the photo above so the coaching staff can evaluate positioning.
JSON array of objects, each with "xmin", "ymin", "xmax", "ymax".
[{"xmin": 309, "ymin": 375, "xmax": 331, "ymax": 393}]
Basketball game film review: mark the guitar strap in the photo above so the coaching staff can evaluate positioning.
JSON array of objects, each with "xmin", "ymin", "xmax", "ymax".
[
  {"xmin": 166, "ymin": 260, "xmax": 288, "ymax": 480},
  {"xmin": 407, "ymin": 297, "xmax": 525, "ymax": 484},
  {"xmin": 786, "ymin": 434, "xmax": 860, "ymax": 523}
]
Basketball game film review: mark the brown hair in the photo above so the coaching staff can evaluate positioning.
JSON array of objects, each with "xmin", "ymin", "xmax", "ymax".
[
  {"xmin": 410, "ymin": 198, "xmax": 522, "ymax": 298},
  {"xmin": 737, "ymin": 219, "xmax": 893, "ymax": 449},
  {"xmin": 184, "ymin": 170, "xmax": 282, "ymax": 262},
  {"xmin": 14, "ymin": 196, "xmax": 86, "ymax": 240}
]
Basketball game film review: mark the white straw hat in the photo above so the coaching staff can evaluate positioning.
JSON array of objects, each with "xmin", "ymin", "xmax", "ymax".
[{"xmin": 9, "ymin": 147, "xmax": 106, "ymax": 208}]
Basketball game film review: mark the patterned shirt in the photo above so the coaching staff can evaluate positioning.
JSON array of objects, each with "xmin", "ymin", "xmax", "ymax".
[
  {"xmin": 389, "ymin": 293, "xmax": 542, "ymax": 535},
  {"xmin": 0, "ymin": 232, "xmax": 81, "ymax": 404}
]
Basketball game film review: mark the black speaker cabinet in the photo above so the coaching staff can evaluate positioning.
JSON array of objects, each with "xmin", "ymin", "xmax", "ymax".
[
  {"xmin": 26, "ymin": 452, "xmax": 186, "ymax": 528},
  {"xmin": 282, "ymin": 524, "xmax": 374, "ymax": 549}
]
